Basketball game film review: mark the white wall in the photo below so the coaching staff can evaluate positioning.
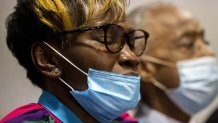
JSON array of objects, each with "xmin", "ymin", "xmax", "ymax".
[
  {"xmin": 0, "ymin": 0, "xmax": 41, "ymax": 118},
  {"xmin": 0, "ymin": 0, "xmax": 218, "ymax": 122}
]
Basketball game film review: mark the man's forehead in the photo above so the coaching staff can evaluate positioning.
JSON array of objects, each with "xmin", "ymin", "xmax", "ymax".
[
  {"xmin": 173, "ymin": 18, "xmax": 203, "ymax": 38},
  {"xmin": 145, "ymin": 15, "xmax": 202, "ymax": 49},
  {"xmin": 143, "ymin": 6, "xmax": 203, "ymax": 49},
  {"xmin": 154, "ymin": 11, "xmax": 202, "ymax": 37}
]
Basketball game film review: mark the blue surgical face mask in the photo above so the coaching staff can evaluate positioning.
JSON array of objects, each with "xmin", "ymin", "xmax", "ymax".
[
  {"xmin": 44, "ymin": 42, "xmax": 141, "ymax": 123},
  {"xmin": 141, "ymin": 55, "xmax": 218, "ymax": 115}
]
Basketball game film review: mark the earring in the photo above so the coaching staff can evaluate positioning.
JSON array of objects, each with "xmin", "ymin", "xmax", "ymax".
[{"xmin": 53, "ymin": 68, "xmax": 60, "ymax": 74}]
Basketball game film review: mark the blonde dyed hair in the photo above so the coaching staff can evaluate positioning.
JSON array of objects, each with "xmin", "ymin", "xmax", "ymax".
[{"xmin": 34, "ymin": 0, "xmax": 127, "ymax": 32}]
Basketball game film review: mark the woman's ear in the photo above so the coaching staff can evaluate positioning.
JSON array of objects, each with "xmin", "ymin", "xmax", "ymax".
[{"xmin": 31, "ymin": 42, "xmax": 62, "ymax": 78}]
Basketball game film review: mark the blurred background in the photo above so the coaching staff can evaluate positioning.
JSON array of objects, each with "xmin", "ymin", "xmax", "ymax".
[{"xmin": 0, "ymin": 0, "xmax": 218, "ymax": 122}]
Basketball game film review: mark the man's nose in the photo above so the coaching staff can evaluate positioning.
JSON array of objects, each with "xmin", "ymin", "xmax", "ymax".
[
  {"xmin": 196, "ymin": 41, "xmax": 215, "ymax": 57},
  {"xmin": 118, "ymin": 44, "xmax": 140, "ymax": 68}
]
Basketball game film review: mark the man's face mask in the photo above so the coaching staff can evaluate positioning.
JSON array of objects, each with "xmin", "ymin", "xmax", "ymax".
[
  {"xmin": 43, "ymin": 42, "xmax": 141, "ymax": 123},
  {"xmin": 141, "ymin": 55, "xmax": 218, "ymax": 115}
]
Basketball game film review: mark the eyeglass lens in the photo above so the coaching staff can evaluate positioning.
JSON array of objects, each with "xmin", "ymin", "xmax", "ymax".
[
  {"xmin": 106, "ymin": 25, "xmax": 124, "ymax": 53},
  {"xmin": 106, "ymin": 25, "xmax": 147, "ymax": 56}
]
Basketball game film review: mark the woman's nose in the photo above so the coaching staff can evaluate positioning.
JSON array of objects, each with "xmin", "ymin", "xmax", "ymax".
[{"xmin": 118, "ymin": 44, "xmax": 140, "ymax": 68}]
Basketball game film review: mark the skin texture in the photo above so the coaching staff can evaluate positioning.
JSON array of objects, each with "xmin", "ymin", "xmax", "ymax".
[
  {"xmin": 31, "ymin": 20, "xmax": 140, "ymax": 123},
  {"xmin": 129, "ymin": 3, "xmax": 214, "ymax": 123}
]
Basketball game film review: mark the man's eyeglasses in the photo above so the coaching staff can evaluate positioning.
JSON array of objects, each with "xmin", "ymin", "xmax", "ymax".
[{"xmin": 51, "ymin": 24, "xmax": 149, "ymax": 56}]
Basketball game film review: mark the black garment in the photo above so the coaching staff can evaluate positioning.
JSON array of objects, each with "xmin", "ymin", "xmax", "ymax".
[{"xmin": 206, "ymin": 108, "xmax": 218, "ymax": 123}]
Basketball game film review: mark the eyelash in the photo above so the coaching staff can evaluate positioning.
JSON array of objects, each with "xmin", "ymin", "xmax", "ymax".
[
  {"xmin": 91, "ymin": 35, "xmax": 104, "ymax": 43},
  {"xmin": 180, "ymin": 39, "xmax": 209, "ymax": 50},
  {"xmin": 184, "ymin": 42, "xmax": 195, "ymax": 49}
]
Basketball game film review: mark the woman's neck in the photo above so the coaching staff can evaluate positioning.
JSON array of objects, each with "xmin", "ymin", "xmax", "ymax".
[{"xmin": 46, "ymin": 79, "xmax": 97, "ymax": 123}]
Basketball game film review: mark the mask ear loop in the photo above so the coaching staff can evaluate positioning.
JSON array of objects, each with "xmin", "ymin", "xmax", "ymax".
[
  {"xmin": 141, "ymin": 55, "xmax": 176, "ymax": 68},
  {"xmin": 43, "ymin": 41, "xmax": 88, "ymax": 91},
  {"xmin": 43, "ymin": 41, "xmax": 88, "ymax": 76},
  {"xmin": 140, "ymin": 55, "xmax": 177, "ymax": 91},
  {"xmin": 150, "ymin": 79, "xmax": 168, "ymax": 91},
  {"xmin": 59, "ymin": 77, "xmax": 75, "ymax": 91}
]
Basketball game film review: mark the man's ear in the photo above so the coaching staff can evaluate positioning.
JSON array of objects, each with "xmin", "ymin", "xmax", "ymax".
[{"xmin": 31, "ymin": 42, "xmax": 62, "ymax": 78}]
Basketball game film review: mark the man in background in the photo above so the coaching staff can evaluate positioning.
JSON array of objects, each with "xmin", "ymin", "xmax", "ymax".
[{"xmin": 128, "ymin": 2, "xmax": 218, "ymax": 123}]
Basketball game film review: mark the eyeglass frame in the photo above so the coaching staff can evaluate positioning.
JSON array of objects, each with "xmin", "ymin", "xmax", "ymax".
[{"xmin": 48, "ymin": 24, "xmax": 149, "ymax": 56}]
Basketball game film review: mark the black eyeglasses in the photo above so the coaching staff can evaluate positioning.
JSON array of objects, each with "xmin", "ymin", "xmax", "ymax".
[{"xmin": 51, "ymin": 24, "xmax": 149, "ymax": 56}]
